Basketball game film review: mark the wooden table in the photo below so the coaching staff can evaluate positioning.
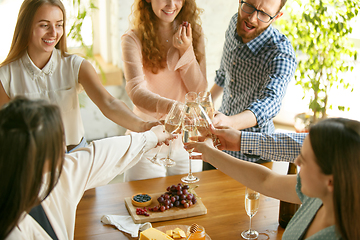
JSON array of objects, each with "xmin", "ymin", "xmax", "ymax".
[{"xmin": 74, "ymin": 162, "xmax": 289, "ymax": 240}]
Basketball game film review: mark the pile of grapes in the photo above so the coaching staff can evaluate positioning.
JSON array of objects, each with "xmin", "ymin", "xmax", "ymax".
[{"xmin": 148, "ymin": 183, "xmax": 197, "ymax": 212}]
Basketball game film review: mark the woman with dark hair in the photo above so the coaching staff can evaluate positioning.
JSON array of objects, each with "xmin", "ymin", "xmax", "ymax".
[
  {"xmin": 0, "ymin": 0, "xmax": 159, "ymax": 153},
  {"xmin": 121, "ymin": 0, "xmax": 207, "ymax": 181},
  {"xmin": 186, "ymin": 118, "xmax": 360, "ymax": 239},
  {"xmin": 0, "ymin": 97, "xmax": 171, "ymax": 240}
]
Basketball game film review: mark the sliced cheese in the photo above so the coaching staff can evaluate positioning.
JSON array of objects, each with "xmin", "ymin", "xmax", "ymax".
[
  {"xmin": 178, "ymin": 230, "xmax": 186, "ymax": 238},
  {"xmin": 172, "ymin": 233, "xmax": 180, "ymax": 239},
  {"xmin": 140, "ymin": 228, "xmax": 174, "ymax": 240},
  {"xmin": 166, "ymin": 227, "xmax": 186, "ymax": 239}
]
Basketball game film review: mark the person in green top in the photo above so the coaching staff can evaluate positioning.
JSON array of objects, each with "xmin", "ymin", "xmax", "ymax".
[{"xmin": 186, "ymin": 117, "xmax": 360, "ymax": 239}]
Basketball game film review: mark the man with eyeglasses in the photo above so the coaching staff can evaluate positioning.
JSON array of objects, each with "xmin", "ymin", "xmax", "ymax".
[{"xmin": 205, "ymin": 0, "xmax": 297, "ymax": 168}]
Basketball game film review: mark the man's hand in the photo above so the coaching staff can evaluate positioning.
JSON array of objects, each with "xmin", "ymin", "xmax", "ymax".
[{"xmin": 212, "ymin": 111, "xmax": 233, "ymax": 128}]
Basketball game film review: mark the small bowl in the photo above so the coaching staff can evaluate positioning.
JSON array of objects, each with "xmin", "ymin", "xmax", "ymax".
[{"xmin": 132, "ymin": 193, "xmax": 152, "ymax": 207}]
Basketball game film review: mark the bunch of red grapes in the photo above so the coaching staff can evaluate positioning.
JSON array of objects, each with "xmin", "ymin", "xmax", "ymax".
[{"xmin": 148, "ymin": 183, "xmax": 197, "ymax": 212}]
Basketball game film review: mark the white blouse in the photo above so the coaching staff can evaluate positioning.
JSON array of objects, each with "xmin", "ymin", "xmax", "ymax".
[
  {"xmin": 5, "ymin": 131, "xmax": 158, "ymax": 240},
  {"xmin": 0, "ymin": 49, "xmax": 84, "ymax": 145}
]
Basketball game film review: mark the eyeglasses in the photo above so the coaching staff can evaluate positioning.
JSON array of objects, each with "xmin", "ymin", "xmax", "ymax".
[{"xmin": 240, "ymin": 1, "xmax": 278, "ymax": 23}]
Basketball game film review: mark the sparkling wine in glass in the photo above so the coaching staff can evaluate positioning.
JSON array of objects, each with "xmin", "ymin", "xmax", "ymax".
[
  {"xmin": 198, "ymin": 91, "xmax": 215, "ymax": 120},
  {"xmin": 160, "ymin": 102, "xmax": 185, "ymax": 167},
  {"xmin": 198, "ymin": 91, "xmax": 219, "ymax": 147},
  {"xmin": 241, "ymin": 188, "xmax": 260, "ymax": 239},
  {"xmin": 181, "ymin": 105, "xmax": 199, "ymax": 184},
  {"xmin": 185, "ymin": 92, "xmax": 199, "ymax": 110}
]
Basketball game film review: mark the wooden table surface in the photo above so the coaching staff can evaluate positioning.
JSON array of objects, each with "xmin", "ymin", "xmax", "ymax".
[{"xmin": 74, "ymin": 162, "xmax": 289, "ymax": 240}]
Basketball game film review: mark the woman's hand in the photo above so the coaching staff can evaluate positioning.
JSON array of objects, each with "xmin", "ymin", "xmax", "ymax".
[
  {"xmin": 184, "ymin": 137, "xmax": 215, "ymax": 161},
  {"xmin": 173, "ymin": 22, "xmax": 192, "ymax": 56},
  {"xmin": 210, "ymin": 126, "xmax": 241, "ymax": 151},
  {"xmin": 150, "ymin": 125, "xmax": 176, "ymax": 146},
  {"xmin": 143, "ymin": 120, "xmax": 162, "ymax": 132}
]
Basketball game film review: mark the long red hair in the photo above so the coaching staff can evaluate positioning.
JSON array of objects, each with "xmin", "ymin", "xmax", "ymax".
[{"xmin": 130, "ymin": 0, "xmax": 204, "ymax": 74}]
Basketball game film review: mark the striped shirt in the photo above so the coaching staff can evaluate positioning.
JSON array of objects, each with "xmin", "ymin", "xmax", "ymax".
[{"xmin": 215, "ymin": 13, "xmax": 297, "ymax": 162}]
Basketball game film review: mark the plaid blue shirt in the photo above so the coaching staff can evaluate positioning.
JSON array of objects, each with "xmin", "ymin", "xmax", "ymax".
[
  {"xmin": 215, "ymin": 13, "xmax": 297, "ymax": 162},
  {"xmin": 241, "ymin": 132, "xmax": 307, "ymax": 162}
]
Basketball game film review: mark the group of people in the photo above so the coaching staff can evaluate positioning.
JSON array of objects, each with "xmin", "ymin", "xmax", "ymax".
[{"xmin": 0, "ymin": 0, "xmax": 359, "ymax": 239}]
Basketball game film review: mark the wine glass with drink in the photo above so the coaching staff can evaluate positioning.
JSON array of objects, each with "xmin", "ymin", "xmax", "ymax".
[
  {"xmin": 181, "ymin": 94, "xmax": 200, "ymax": 184},
  {"xmin": 198, "ymin": 91, "xmax": 220, "ymax": 147},
  {"xmin": 160, "ymin": 102, "xmax": 185, "ymax": 167},
  {"xmin": 241, "ymin": 187, "xmax": 260, "ymax": 239},
  {"xmin": 198, "ymin": 91, "xmax": 214, "ymax": 120}
]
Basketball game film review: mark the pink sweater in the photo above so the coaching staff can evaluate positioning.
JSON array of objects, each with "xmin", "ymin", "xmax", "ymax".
[{"xmin": 121, "ymin": 30, "xmax": 207, "ymax": 121}]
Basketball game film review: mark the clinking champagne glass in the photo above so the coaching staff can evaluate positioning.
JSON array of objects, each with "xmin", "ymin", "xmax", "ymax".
[
  {"xmin": 241, "ymin": 188, "xmax": 260, "ymax": 240},
  {"xmin": 198, "ymin": 91, "xmax": 219, "ymax": 147},
  {"xmin": 146, "ymin": 145, "xmax": 163, "ymax": 166},
  {"xmin": 181, "ymin": 106, "xmax": 199, "ymax": 184},
  {"xmin": 160, "ymin": 102, "xmax": 185, "ymax": 167},
  {"xmin": 198, "ymin": 91, "xmax": 214, "ymax": 120}
]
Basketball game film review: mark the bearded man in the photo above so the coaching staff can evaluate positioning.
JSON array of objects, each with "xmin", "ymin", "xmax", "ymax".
[{"xmin": 207, "ymin": 0, "xmax": 296, "ymax": 167}]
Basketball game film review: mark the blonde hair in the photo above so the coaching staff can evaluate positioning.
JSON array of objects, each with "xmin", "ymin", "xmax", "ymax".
[
  {"xmin": 0, "ymin": 0, "xmax": 68, "ymax": 68},
  {"xmin": 131, "ymin": 0, "xmax": 204, "ymax": 74}
]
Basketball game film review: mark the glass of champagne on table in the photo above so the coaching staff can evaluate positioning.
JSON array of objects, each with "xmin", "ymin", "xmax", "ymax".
[
  {"xmin": 241, "ymin": 187, "xmax": 260, "ymax": 239},
  {"xmin": 160, "ymin": 102, "xmax": 185, "ymax": 167}
]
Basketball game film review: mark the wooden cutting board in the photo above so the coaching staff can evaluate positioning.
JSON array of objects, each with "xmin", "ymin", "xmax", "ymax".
[{"xmin": 125, "ymin": 192, "xmax": 207, "ymax": 224}]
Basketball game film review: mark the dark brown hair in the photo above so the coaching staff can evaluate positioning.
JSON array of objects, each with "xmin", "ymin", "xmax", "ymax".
[
  {"xmin": 0, "ymin": 97, "xmax": 65, "ymax": 239},
  {"xmin": 0, "ymin": 0, "xmax": 68, "ymax": 68},
  {"xmin": 309, "ymin": 118, "xmax": 360, "ymax": 240},
  {"xmin": 131, "ymin": 0, "xmax": 204, "ymax": 74}
]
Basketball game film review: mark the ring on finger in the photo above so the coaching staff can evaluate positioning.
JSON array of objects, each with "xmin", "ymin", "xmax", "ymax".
[{"xmin": 177, "ymin": 39, "xmax": 183, "ymax": 44}]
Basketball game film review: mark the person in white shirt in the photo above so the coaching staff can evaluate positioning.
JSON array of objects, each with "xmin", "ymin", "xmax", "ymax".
[
  {"xmin": 0, "ymin": 97, "xmax": 172, "ymax": 240},
  {"xmin": 0, "ymin": 0, "xmax": 159, "ymax": 152}
]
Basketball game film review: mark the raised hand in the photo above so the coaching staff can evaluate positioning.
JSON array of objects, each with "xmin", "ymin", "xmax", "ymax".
[
  {"xmin": 143, "ymin": 120, "xmax": 162, "ymax": 132},
  {"xmin": 210, "ymin": 126, "xmax": 241, "ymax": 151},
  {"xmin": 173, "ymin": 22, "xmax": 192, "ymax": 56},
  {"xmin": 150, "ymin": 125, "xmax": 175, "ymax": 146},
  {"xmin": 212, "ymin": 111, "xmax": 233, "ymax": 128}
]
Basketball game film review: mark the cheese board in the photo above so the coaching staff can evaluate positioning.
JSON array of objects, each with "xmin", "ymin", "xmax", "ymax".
[{"xmin": 125, "ymin": 192, "xmax": 207, "ymax": 224}]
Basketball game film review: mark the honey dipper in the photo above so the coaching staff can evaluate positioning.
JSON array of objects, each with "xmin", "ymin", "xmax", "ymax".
[{"xmin": 185, "ymin": 223, "xmax": 199, "ymax": 240}]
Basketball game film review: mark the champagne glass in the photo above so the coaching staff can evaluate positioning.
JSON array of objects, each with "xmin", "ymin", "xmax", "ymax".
[
  {"xmin": 184, "ymin": 91, "xmax": 199, "ymax": 110},
  {"xmin": 241, "ymin": 188, "xmax": 260, "ymax": 239},
  {"xmin": 181, "ymin": 105, "xmax": 200, "ymax": 184},
  {"xmin": 146, "ymin": 145, "xmax": 163, "ymax": 166},
  {"xmin": 183, "ymin": 91, "xmax": 212, "ymax": 140},
  {"xmin": 198, "ymin": 91, "xmax": 220, "ymax": 147},
  {"xmin": 198, "ymin": 91, "xmax": 214, "ymax": 120},
  {"xmin": 160, "ymin": 102, "xmax": 185, "ymax": 167}
]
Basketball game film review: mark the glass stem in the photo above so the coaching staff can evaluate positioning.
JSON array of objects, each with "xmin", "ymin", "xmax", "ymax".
[
  {"xmin": 248, "ymin": 216, "xmax": 252, "ymax": 233},
  {"xmin": 188, "ymin": 151, "xmax": 193, "ymax": 178},
  {"xmin": 166, "ymin": 140, "xmax": 172, "ymax": 159}
]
